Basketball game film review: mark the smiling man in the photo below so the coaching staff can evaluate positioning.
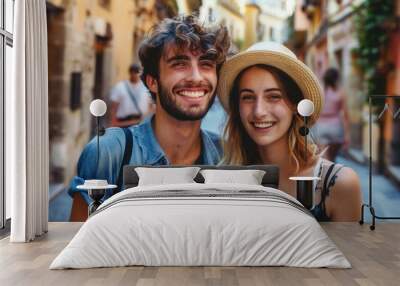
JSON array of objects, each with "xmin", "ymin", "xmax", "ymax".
[{"xmin": 68, "ymin": 15, "xmax": 230, "ymax": 221}]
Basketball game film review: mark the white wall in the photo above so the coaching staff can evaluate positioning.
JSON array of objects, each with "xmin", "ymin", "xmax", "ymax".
[
  {"xmin": 259, "ymin": 13, "xmax": 286, "ymax": 43},
  {"xmin": 199, "ymin": 0, "xmax": 245, "ymax": 43}
]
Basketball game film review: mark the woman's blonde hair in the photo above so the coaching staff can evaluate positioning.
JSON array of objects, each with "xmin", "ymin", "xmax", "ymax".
[{"xmin": 221, "ymin": 65, "xmax": 319, "ymax": 174}]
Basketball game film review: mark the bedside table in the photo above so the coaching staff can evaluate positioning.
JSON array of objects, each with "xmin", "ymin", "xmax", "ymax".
[{"xmin": 77, "ymin": 180, "xmax": 117, "ymax": 216}]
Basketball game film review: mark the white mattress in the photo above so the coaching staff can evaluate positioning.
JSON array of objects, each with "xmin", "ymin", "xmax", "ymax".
[{"xmin": 50, "ymin": 183, "xmax": 350, "ymax": 269}]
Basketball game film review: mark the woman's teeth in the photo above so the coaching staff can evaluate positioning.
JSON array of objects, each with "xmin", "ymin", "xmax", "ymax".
[
  {"xmin": 253, "ymin": 122, "xmax": 274, "ymax": 128},
  {"xmin": 178, "ymin": 90, "xmax": 206, "ymax": 98}
]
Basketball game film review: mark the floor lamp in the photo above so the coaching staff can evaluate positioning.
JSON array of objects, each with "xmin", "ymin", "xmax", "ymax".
[
  {"xmin": 290, "ymin": 99, "xmax": 320, "ymax": 210},
  {"xmin": 77, "ymin": 100, "xmax": 116, "ymax": 216}
]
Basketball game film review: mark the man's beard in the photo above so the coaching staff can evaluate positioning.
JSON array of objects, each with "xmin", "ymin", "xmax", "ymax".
[{"xmin": 158, "ymin": 84, "xmax": 216, "ymax": 121}]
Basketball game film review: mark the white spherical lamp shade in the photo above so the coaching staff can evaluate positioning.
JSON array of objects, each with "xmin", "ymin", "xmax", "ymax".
[
  {"xmin": 90, "ymin": 99, "xmax": 107, "ymax": 117},
  {"xmin": 297, "ymin": 99, "xmax": 314, "ymax": 117}
]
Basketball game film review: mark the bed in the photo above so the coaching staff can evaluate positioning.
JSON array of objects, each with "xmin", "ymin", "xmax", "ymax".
[{"xmin": 50, "ymin": 165, "xmax": 350, "ymax": 269}]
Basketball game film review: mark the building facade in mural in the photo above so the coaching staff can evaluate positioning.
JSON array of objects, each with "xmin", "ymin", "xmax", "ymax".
[
  {"xmin": 46, "ymin": 0, "xmax": 179, "ymax": 190},
  {"xmin": 199, "ymin": 0, "xmax": 294, "ymax": 51},
  {"xmin": 258, "ymin": 0, "xmax": 295, "ymax": 44},
  {"xmin": 286, "ymin": 0, "xmax": 400, "ymax": 183}
]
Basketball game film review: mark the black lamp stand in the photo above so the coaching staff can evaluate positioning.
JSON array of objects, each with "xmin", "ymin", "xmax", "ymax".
[
  {"xmin": 292, "ymin": 115, "xmax": 316, "ymax": 210},
  {"xmin": 88, "ymin": 116, "xmax": 105, "ymax": 216},
  {"xmin": 88, "ymin": 189, "xmax": 106, "ymax": 216}
]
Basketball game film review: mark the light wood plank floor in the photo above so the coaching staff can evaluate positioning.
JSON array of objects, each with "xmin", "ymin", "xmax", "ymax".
[{"xmin": 0, "ymin": 222, "xmax": 399, "ymax": 286}]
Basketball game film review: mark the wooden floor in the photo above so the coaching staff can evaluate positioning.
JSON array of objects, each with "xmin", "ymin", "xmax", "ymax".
[{"xmin": 0, "ymin": 222, "xmax": 399, "ymax": 286}]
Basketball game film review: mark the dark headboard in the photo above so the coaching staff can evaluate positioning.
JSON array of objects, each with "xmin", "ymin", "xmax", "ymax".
[{"xmin": 123, "ymin": 165, "xmax": 279, "ymax": 190}]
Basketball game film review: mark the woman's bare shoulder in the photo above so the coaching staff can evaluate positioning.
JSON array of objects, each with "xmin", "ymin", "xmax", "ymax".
[
  {"xmin": 333, "ymin": 166, "xmax": 360, "ymax": 190},
  {"xmin": 328, "ymin": 166, "xmax": 362, "ymax": 221}
]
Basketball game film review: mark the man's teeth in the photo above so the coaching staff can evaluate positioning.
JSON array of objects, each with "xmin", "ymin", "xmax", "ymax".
[
  {"xmin": 178, "ymin": 90, "xmax": 206, "ymax": 98},
  {"xmin": 253, "ymin": 122, "xmax": 274, "ymax": 128}
]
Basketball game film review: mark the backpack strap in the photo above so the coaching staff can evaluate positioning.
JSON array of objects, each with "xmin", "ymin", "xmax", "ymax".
[{"xmin": 115, "ymin": 127, "xmax": 133, "ymax": 194}]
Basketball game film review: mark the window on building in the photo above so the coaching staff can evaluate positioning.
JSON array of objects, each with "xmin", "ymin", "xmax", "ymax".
[
  {"xmin": 230, "ymin": 23, "xmax": 234, "ymax": 38},
  {"xmin": 1, "ymin": 0, "xmax": 14, "ymax": 233},
  {"xmin": 281, "ymin": 1, "xmax": 286, "ymax": 11},
  {"xmin": 98, "ymin": 0, "xmax": 111, "ymax": 10},
  {"xmin": 70, "ymin": 72, "xmax": 82, "ymax": 111},
  {"xmin": 269, "ymin": 27, "xmax": 275, "ymax": 41},
  {"xmin": 335, "ymin": 49, "xmax": 343, "ymax": 71},
  {"xmin": 208, "ymin": 7, "xmax": 213, "ymax": 22}
]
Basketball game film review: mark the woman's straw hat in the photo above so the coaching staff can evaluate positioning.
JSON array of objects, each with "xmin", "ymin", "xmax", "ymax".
[{"xmin": 217, "ymin": 41, "xmax": 323, "ymax": 125}]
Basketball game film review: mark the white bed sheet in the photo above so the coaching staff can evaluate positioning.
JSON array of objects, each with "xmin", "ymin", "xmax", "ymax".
[{"xmin": 50, "ymin": 183, "xmax": 350, "ymax": 269}]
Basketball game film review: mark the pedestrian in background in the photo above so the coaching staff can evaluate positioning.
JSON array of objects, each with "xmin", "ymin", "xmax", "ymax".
[
  {"xmin": 314, "ymin": 67, "xmax": 350, "ymax": 162},
  {"xmin": 109, "ymin": 63, "xmax": 155, "ymax": 127}
]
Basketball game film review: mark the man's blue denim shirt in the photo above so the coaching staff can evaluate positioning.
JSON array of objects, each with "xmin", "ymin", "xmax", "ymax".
[{"xmin": 69, "ymin": 116, "xmax": 222, "ymax": 204}]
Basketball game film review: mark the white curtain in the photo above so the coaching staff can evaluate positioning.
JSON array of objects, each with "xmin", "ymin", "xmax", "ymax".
[{"xmin": 7, "ymin": 0, "xmax": 49, "ymax": 242}]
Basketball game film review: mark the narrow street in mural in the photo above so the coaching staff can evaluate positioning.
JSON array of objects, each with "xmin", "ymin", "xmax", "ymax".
[{"xmin": 46, "ymin": 0, "xmax": 400, "ymax": 222}]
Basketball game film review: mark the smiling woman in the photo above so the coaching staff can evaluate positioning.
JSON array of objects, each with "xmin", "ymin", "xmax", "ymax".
[
  {"xmin": 237, "ymin": 65, "xmax": 299, "ymax": 155},
  {"xmin": 218, "ymin": 41, "xmax": 362, "ymax": 222}
]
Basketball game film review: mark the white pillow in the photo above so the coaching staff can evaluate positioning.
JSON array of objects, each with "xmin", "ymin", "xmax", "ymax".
[
  {"xmin": 200, "ymin": 169, "xmax": 266, "ymax": 185},
  {"xmin": 135, "ymin": 167, "xmax": 201, "ymax": 186}
]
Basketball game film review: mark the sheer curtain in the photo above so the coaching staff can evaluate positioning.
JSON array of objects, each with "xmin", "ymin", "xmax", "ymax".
[{"xmin": 7, "ymin": 0, "xmax": 49, "ymax": 242}]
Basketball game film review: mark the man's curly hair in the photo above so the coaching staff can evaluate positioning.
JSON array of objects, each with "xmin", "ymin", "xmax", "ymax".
[{"xmin": 138, "ymin": 15, "xmax": 231, "ymax": 100}]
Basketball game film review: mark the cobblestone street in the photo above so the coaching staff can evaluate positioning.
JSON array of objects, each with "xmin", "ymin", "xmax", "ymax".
[{"xmin": 338, "ymin": 157, "xmax": 400, "ymax": 223}]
